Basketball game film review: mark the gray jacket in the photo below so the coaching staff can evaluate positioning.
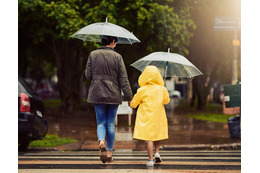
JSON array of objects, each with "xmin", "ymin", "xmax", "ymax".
[{"xmin": 85, "ymin": 46, "xmax": 133, "ymax": 104}]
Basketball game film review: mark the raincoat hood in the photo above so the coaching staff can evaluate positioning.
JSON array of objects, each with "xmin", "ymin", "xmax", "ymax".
[{"xmin": 138, "ymin": 66, "xmax": 164, "ymax": 87}]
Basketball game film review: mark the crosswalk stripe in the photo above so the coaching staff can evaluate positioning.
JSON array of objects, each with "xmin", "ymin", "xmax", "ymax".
[
  {"xmin": 19, "ymin": 153, "xmax": 241, "ymax": 157},
  {"xmin": 19, "ymin": 150, "xmax": 241, "ymax": 154},
  {"xmin": 18, "ymin": 160, "xmax": 241, "ymax": 165},
  {"xmin": 18, "ymin": 156, "xmax": 241, "ymax": 160},
  {"xmin": 18, "ymin": 150, "xmax": 241, "ymax": 172},
  {"xmin": 17, "ymin": 170, "xmax": 241, "ymax": 173},
  {"xmin": 18, "ymin": 163, "xmax": 241, "ymax": 170}
]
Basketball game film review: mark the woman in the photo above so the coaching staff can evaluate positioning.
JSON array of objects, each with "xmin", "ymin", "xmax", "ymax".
[{"xmin": 85, "ymin": 35, "xmax": 133, "ymax": 163}]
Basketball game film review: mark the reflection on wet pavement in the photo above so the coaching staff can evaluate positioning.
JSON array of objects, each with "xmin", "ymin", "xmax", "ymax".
[
  {"xmin": 46, "ymin": 99, "xmax": 240, "ymax": 149},
  {"xmin": 115, "ymin": 127, "xmax": 133, "ymax": 141}
]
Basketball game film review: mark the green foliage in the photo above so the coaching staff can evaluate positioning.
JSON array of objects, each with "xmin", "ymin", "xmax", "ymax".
[
  {"xmin": 19, "ymin": 0, "xmax": 196, "ymax": 110},
  {"xmin": 19, "ymin": 0, "xmax": 195, "ymax": 56},
  {"xmin": 126, "ymin": 0, "xmax": 195, "ymax": 54},
  {"xmin": 19, "ymin": 0, "xmax": 85, "ymax": 40},
  {"xmin": 29, "ymin": 134, "xmax": 77, "ymax": 148}
]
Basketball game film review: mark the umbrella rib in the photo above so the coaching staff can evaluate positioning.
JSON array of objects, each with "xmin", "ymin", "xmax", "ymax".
[
  {"xmin": 185, "ymin": 66, "xmax": 192, "ymax": 78},
  {"xmin": 71, "ymin": 20, "xmax": 140, "ymax": 44},
  {"xmin": 120, "ymin": 27, "xmax": 133, "ymax": 45}
]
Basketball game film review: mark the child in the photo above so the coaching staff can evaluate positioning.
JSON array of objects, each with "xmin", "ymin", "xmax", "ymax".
[{"xmin": 130, "ymin": 65, "xmax": 170, "ymax": 167}]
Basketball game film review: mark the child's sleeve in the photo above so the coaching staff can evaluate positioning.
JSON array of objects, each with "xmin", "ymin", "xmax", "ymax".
[
  {"xmin": 130, "ymin": 88, "xmax": 142, "ymax": 108},
  {"xmin": 163, "ymin": 87, "xmax": 170, "ymax": 105}
]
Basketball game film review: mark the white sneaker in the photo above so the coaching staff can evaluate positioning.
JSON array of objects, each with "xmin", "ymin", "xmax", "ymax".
[
  {"xmin": 154, "ymin": 153, "xmax": 162, "ymax": 163},
  {"xmin": 146, "ymin": 160, "xmax": 154, "ymax": 167}
]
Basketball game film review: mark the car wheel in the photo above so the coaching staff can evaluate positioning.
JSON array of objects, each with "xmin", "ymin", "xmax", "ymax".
[{"xmin": 18, "ymin": 141, "xmax": 30, "ymax": 151}]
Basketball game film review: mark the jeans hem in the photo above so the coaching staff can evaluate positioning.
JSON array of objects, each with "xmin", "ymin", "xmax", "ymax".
[{"xmin": 98, "ymin": 139, "xmax": 105, "ymax": 143}]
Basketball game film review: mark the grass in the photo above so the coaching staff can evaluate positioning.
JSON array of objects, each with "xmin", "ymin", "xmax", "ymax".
[
  {"xmin": 42, "ymin": 99, "xmax": 61, "ymax": 108},
  {"xmin": 175, "ymin": 99, "xmax": 223, "ymax": 113},
  {"xmin": 29, "ymin": 134, "xmax": 77, "ymax": 148},
  {"xmin": 187, "ymin": 113, "xmax": 235, "ymax": 123},
  {"xmin": 175, "ymin": 99, "xmax": 236, "ymax": 123}
]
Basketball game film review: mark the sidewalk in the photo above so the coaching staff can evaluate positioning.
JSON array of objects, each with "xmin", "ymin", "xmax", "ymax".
[{"xmin": 39, "ymin": 99, "xmax": 241, "ymax": 152}]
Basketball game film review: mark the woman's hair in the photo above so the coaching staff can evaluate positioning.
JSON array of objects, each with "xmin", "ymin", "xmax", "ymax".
[{"xmin": 101, "ymin": 35, "xmax": 118, "ymax": 46}]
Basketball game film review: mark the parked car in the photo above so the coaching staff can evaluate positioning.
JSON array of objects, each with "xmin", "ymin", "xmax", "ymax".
[{"xmin": 18, "ymin": 76, "xmax": 48, "ymax": 151}]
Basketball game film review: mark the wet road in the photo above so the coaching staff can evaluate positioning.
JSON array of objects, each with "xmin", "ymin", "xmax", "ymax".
[
  {"xmin": 45, "ymin": 99, "xmax": 240, "ymax": 148},
  {"xmin": 18, "ymin": 150, "xmax": 241, "ymax": 172}
]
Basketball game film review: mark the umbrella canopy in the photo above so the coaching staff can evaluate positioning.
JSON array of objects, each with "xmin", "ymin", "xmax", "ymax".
[
  {"xmin": 71, "ymin": 18, "xmax": 140, "ymax": 44},
  {"xmin": 130, "ymin": 48, "xmax": 203, "ymax": 79}
]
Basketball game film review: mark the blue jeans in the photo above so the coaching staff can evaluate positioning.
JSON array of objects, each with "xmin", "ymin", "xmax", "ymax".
[{"xmin": 94, "ymin": 104, "xmax": 119, "ymax": 151}]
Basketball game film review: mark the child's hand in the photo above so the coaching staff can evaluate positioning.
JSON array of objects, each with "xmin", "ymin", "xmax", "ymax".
[
  {"xmin": 129, "ymin": 96, "xmax": 138, "ymax": 108},
  {"xmin": 129, "ymin": 100, "xmax": 134, "ymax": 108}
]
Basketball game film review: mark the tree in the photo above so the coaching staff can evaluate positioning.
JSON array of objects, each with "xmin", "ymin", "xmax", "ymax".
[
  {"xmin": 187, "ymin": 0, "xmax": 241, "ymax": 110},
  {"xmin": 19, "ymin": 0, "xmax": 91, "ymax": 114},
  {"xmin": 82, "ymin": 0, "xmax": 196, "ymax": 89},
  {"xmin": 19, "ymin": 0, "xmax": 196, "ymax": 114}
]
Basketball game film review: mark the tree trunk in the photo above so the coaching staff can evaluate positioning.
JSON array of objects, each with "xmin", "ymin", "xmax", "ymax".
[
  {"xmin": 190, "ymin": 76, "xmax": 209, "ymax": 111},
  {"xmin": 197, "ymin": 89, "xmax": 207, "ymax": 110},
  {"xmin": 187, "ymin": 79, "xmax": 193, "ymax": 105},
  {"xmin": 53, "ymin": 40, "xmax": 87, "ymax": 115},
  {"xmin": 190, "ymin": 82, "xmax": 196, "ymax": 107}
]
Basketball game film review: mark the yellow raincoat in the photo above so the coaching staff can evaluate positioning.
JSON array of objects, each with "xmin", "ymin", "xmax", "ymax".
[{"xmin": 130, "ymin": 66, "xmax": 170, "ymax": 141}]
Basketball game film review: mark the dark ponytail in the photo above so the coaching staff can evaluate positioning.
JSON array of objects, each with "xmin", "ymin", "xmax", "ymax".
[{"xmin": 101, "ymin": 35, "xmax": 118, "ymax": 46}]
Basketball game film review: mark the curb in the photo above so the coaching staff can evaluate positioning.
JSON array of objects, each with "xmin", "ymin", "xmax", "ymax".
[
  {"xmin": 163, "ymin": 143, "xmax": 241, "ymax": 150},
  {"xmin": 26, "ymin": 142, "xmax": 241, "ymax": 152}
]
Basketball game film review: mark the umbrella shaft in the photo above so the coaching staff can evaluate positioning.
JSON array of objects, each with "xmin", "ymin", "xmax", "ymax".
[{"xmin": 164, "ymin": 61, "xmax": 168, "ymax": 80}]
